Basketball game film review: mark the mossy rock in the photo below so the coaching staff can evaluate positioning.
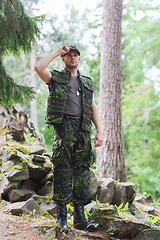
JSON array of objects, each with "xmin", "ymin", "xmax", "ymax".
[{"xmin": 4, "ymin": 146, "xmax": 17, "ymax": 155}]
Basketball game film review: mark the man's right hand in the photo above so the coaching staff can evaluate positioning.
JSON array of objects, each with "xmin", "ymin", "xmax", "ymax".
[{"xmin": 58, "ymin": 45, "xmax": 70, "ymax": 56}]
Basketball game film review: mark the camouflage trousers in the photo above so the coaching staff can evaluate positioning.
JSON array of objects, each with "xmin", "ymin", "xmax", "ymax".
[{"xmin": 51, "ymin": 115, "xmax": 93, "ymax": 205}]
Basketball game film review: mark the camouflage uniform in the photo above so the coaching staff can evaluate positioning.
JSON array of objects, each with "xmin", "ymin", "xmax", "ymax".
[{"xmin": 46, "ymin": 68, "xmax": 94, "ymax": 205}]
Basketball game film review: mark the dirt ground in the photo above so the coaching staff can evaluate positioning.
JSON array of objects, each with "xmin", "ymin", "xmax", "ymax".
[
  {"xmin": 1, "ymin": 197, "xmax": 160, "ymax": 240},
  {"xmin": 0, "ymin": 200, "xmax": 110, "ymax": 240}
]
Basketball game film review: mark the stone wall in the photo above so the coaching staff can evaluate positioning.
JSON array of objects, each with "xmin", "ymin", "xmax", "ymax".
[{"xmin": 1, "ymin": 105, "xmax": 160, "ymax": 239}]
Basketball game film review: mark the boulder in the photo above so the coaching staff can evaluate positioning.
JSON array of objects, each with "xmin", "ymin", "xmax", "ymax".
[
  {"xmin": 0, "ymin": 107, "xmax": 10, "ymax": 117},
  {"xmin": 97, "ymin": 178, "xmax": 114, "ymax": 204},
  {"xmin": 32, "ymin": 154, "xmax": 47, "ymax": 163},
  {"xmin": 133, "ymin": 229, "xmax": 160, "ymax": 240},
  {"xmin": 32, "ymin": 195, "xmax": 57, "ymax": 216},
  {"xmin": 112, "ymin": 182, "xmax": 136, "ymax": 207},
  {"xmin": 0, "ymin": 175, "xmax": 19, "ymax": 196},
  {"xmin": 8, "ymin": 120, "xmax": 25, "ymax": 142},
  {"xmin": 89, "ymin": 203, "xmax": 158, "ymax": 239},
  {"xmin": 5, "ymin": 198, "xmax": 40, "ymax": 216},
  {"xmin": 1, "ymin": 146, "xmax": 18, "ymax": 161},
  {"xmin": 5, "ymin": 163, "xmax": 29, "ymax": 181},
  {"xmin": 0, "ymin": 159, "xmax": 19, "ymax": 173},
  {"xmin": 13, "ymin": 104, "xmax": 25, "ymax": 116},
  {"xmin": 29, "ymin": 146, "xmax": 45, "ymax": 155},
  {"xmin": 8, "ymin": 189, "xmax": 36, "ymax": 202},
  {"xmin": 37, "ymin": 182, "xmax": 53, "ymax": 196},
  {"xmin": 21, "ymin": 179, "xmax": 38, "ymax": 191},
  {"xmin": 0, "ymin": 115, "xmax": 7, "ymax": 128},
  {"xmin": 90, "ymin": 170, "xmax": 98, "ymax": 200},
  {"xmin": 28, "ymin": 163, "xmax": 49, "ymax": 182}
]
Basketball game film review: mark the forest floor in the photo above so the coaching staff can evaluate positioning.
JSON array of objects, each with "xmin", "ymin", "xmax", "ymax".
[
  {"xmin": 0, "ymin": 197, "xmax": 160, "ymax": 240},
  {"xmin": 0, "ymin": 199, "xmax": 110, "ymax": 240}
]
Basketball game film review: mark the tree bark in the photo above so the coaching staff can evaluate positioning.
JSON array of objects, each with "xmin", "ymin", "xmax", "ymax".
[
  {"xmin": 96, "ymin": 0, "xmax": 126, "ymax": 181},
  {"xmin": 29, "ymin": 49, "xmax": 38, "ymax": 129}
]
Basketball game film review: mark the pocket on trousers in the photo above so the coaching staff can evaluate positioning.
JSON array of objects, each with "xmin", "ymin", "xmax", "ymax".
[{"xmin": 52, "ymin": 139, "xmax": 62, "ymax": 158}]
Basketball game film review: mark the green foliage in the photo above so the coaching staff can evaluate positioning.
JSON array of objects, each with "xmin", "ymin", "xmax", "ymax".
[
  {"xmin": 0, "ymin": 0, "xmax": 40, "ymax": 56},
  {"xmin": 24, "ymin": 133, "xmax": 36, "ymax": 142},
  {"xmin": 145, "ymin": 215, "xmax": 160, "ymax": 226},
  {"xmin": 67, "ymin": 203, "xmax": 74, "ymax": 212},
  {"xmin": 42, "ymin": 196, "xmax": 52, "ymax": 204},
  {"xmin": 116, "ymin": 202, "xmax": 129, "ymax": 213},
  {"xmin": 0, "ymin": 0, "xmax": 42, "ymax": 106},
  {"xmin": 122, "ymin": 0, "xmax": 160, "ymax": 201}
]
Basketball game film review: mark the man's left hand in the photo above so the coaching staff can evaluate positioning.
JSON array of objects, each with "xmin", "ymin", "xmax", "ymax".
[{"xmin": 94, "ymin": 133, "xmax": 103, "ymax": 147}]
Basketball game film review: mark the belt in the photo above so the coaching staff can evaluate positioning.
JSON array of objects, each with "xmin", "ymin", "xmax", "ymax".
[{"xmin": 64, "ymin": 114, "xmax": 82, "ymax": 121}]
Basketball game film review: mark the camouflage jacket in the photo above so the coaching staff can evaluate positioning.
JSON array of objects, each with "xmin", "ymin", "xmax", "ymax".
[{"xmin": 45, "ymin": 68, "xmax": 94, "ymax": 132}]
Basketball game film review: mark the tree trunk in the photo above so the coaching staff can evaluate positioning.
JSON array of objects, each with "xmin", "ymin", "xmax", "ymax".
[
  {"xmin": 29, "ymin": 49, "xmax": 38, "ymax": 129},
  {"xmin": 96, "ymin": 0, "xmax": 126, "ymax": 181}
]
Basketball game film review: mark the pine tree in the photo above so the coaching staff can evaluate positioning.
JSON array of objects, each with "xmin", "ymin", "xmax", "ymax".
[
  {"xmin": 96, "ymin": 0, "xmax": 126, "ymax": 181},
  {"xmin": 0, "ymin": 0, "xmax": 40, "ymax": 106}
]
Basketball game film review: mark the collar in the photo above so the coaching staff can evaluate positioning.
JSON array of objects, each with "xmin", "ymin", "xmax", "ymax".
[{"xmin": 62, "ymin": 68, "xmax": 80, "ymax": 77}]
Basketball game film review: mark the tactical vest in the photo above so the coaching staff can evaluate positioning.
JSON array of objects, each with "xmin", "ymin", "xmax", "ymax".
[{"xmin": 45, "ymin": 68, "xmax": 94, "ymax": 132}]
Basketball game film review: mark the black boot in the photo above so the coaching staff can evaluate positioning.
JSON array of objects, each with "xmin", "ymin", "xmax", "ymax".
[
  {"xmin": 74, "ymin": 204, "xmax": 98, "ymax": 232},
  {"xmin": 57, "ymin": 204, "xmax": 68, "ymax": 234}
]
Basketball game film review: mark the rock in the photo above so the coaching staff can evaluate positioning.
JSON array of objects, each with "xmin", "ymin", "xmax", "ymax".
[
  {"xmin": 8, "ymin": 120, "xmax": 25, "ymax": 142},
  {"xmin": 43, "ymin": 161, "xmax": 52, "ymax": 172},
  {"xmin": 85, "ymin": 201, "xmax": 97, "ymax": 213},
  {"xmin": 32, "ymin": 195, "xmax": 57, "ymax": 216},
  {"xmin": 21, "ymin": 179, "xmax": 38, "ymax": 191},
  {"xmin": 31, "ymin": 220, "xmax": 59, "ymax": 239},
  {"xmin": 0, "ymin": 159, "xmax": 19, "ymax": 173},
  {"xmin": 37, "ymin": 182, "xmax": 53, "ymax": 196},
  {"xmin": 0, "ymin": 115, "xmax": 7, "ymax": 128},
  {"xmin": 40, "ymin": 200, "xmax": 56, "ymax": 215},
  {"xmin": 5, "ymin": 198, "xmax": 40, "ymax": 216},
  {"xmin": 112, "ymin": 182, "xmax": 136, "ymax": 207},
  {"xmin": 1, "ymin": 146, "xmax": 18, "ymax": 161},
  {"xmin": 143, "ymin": 206, "xmax": 155, "ymax": 215},
  {"xmin": 97, "ymin": 178, "xmax": 114, "ymax": 204},
  {"xmin": 135, "ymin": 196, "xmax": 145, "ymax": 203},
  {"xmin": 0, "ymin": 107, "xmax": 10, "ymax": 117},
  {"xmin": 6, "ymin": 133, "xmax": 13, "ymax": 140},
  {"xmin": 145, "ymin": 194, "xmax": 153, "ymax": 203},
  {"xmin": 8, "ymin": 189, "xmax": 36, "ymax": 202},
  {"xmin": 89, "ymin": 204, "xmax": 158, "ymax": 239},
  {"xmin": 32, "ymin": 154, "xmax": 47, "ymax": 163},
  {"xmin": 133, "ymin": 229, "xmax": 160, "ymax": 240},
  {"xmin": 90, "ymin": 170, "xmax": 98, "ymax": 200},
  {"xmin": 28, "ymin": 163, "xmax": 49, "ymax": 182},
  {"xmin": 29, "ymin": 146, "xmax": 46, "ymax": 155},
  {"xmin": 13, "ymin": 104, "xmax": 25, "ymax": 115},
  {"xmin": 6, "ymin": 163, "xmax": 29, "ymax": 181},
  {"xmin": 0, "ymin": 175, "xmax": 19, "ymax": 197}
]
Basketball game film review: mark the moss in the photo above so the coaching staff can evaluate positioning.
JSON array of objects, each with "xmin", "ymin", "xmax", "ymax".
[
  {"xmin": 42, "ymin": 196, "xmax": 53, "ymax": 204},
  {"xmin": 36, "ymin": 199, "xmax": 41, "ymax": 205},
  {"xmin": 15, "ymin": 145, "xmax": 31, "ymax": 154},
  {"xmin": 47, "ymin": 173, "xmax": 53, "ymax": 181},
  {"xmin": 5, "ymin": 163, "xmax": 23, "ymax": 172},
  {"xmin": 13, "ymin": 164, "xmax": 23, "ymax": 171},
  {"xmin": 19, "ymin": 156, "xmax": 29, "ymax": 163},
  {"xmin": 5, "ymin": 146, "xmax": 17, "ymax": 155},
  {"xmin": 0, "ymin": 172, "xmax": 4, "ymax": 178},
  {"xmin": 45, "ymin": 181, "xmax": 51, "ymax": 186}
]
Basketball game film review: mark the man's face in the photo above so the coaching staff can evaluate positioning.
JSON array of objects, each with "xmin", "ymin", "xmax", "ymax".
[{"xmin": 62, "ymin": 51, "xmax": 80, "ymax": 69}]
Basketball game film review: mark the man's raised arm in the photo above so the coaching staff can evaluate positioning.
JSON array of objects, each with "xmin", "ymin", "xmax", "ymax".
[{"xmin": 34, "ymin": 45, "xmax": 70, "ymax": 84}]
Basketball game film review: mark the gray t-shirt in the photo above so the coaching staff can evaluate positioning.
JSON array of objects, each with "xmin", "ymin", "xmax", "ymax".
[{"xmin": 64, "ymin": 76, "xmax": 82, "ymax": 117}]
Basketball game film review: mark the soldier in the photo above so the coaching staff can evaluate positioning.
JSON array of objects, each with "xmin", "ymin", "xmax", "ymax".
[{"xmin": 35, "ymin": 45, "xmax": 103, "ymax": 233}]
